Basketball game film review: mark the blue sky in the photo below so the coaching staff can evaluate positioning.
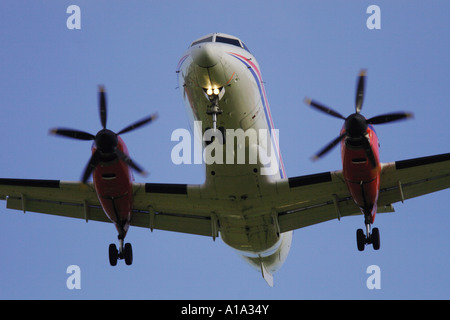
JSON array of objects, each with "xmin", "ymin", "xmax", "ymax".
[{"xmin": 0, "ymin": 1, "xmax": 449, "ymax": 300}]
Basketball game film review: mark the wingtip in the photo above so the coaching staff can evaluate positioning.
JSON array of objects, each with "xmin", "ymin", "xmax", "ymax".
[{"xmin": 304, "ymin": 97, "xmax": 312, "ymax": 106}]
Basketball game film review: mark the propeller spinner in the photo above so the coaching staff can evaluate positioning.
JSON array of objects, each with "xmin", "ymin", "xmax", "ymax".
[
  {"xmin": 305, "ymin": 70, "xmax": 413, "ymax": 165},
  {"xmin": 50, "ymin": 86, "xmax": 157, "ymax": 183}
]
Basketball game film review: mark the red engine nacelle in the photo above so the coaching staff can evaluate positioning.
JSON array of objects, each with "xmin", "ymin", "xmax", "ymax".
[
  {"xmin": 92, "ymin": 136, "xmax": 134, "ymax": 238},
  {"xmin": 341, "ymin": 126, "xmax": 381, "ymax": 224}
]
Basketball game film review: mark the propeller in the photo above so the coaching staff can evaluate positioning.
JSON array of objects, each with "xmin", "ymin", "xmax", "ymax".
[
  {"xmin": 305, "ymin": 70, "xmax": 413, "ymax": 166},
  {"xmin": 50, "ymin": 86, "xmax": 158, "ymax": 184}
]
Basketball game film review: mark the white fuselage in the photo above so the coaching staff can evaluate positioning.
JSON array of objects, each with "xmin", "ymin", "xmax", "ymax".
[{"xmin": 176, "ymin": 34, "xmax": 292, "ymax": 276}]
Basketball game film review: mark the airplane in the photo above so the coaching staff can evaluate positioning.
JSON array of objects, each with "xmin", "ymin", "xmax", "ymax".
[{"xmin": 0, "ymin": 33, "xmax": 449, "ymax": 287}]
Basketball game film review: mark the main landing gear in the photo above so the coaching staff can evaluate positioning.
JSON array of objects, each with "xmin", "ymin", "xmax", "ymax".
[
  {"xmin": 109, "ymin": 236, "xmax": 133, "ymax": 266},
  {"xmin": 356, "ymin": 222, "xmax": 380, "ymax": 251}
]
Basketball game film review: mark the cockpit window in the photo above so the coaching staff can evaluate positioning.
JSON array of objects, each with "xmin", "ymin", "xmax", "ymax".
[
  {"xmin": 241, "ymin": 42, "xmax": 251, "ymax": 52},
  {"xmin": 190, "ymin": 36, "xmax": 213, "ymax": 47},
  {"xmin": 190, "ymin": 34, "xmax": 251, "ymax": 53},
  {"xmin": 215, "ymin": 36, "xmax": 241, "ymax": 47}
]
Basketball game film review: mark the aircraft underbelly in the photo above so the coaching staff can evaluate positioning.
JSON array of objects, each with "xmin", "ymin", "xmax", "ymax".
[
  {"xmin": 179, "ymin": 48, "xmax": 288, "ymax": 271},
  {"xmin": 219, "ymin": 212, "xmax": 280, "ymax": 253}
]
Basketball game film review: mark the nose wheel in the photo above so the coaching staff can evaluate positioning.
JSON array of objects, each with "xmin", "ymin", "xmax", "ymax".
[
  {"xmin": 109, "ymin": 238, "xmax": 133, "ymax": 266},
  {"xmin": 356, "ymin": 224, "xmax": 380, "ymax": 251}
]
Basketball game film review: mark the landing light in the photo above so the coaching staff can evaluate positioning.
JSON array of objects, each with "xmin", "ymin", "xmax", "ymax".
[
  {"xmin": 203, "ymin": 86, "xmax": 225, "ymax": 101},
  {"xmin": 205, "ymin": 87, "xmax": 222, "ymax": 96}
]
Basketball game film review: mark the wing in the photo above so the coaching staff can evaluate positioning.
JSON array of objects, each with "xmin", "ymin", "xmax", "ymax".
[
  {"xmin": 276, "ymin": 153, "xmax": 450, "ymax": 233},
  {"xmin": 0, "ymin": 179, "xmax": 108, "ymax": 222},
  {"xmin": 378, "ymin": 153, "xmax": 450, "ymax": 206},
  {"xmin": 0, "ymin": 179, "xmax": 215, "ymax": 238},
  {"xmin": 131, "ymin": 183, "xmax": 215, "ymax": 237},
  {"xmin": 1, "ymin": 153, "xmax": 448, "ymax": 238}
]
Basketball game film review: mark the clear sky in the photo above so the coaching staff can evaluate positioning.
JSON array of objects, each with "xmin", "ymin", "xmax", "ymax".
[{"xmin": 0, "ymin": 1, "xmax": 448, "ymax": 300}]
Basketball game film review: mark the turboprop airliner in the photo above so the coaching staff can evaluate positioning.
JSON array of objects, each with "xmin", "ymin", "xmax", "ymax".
[{"xmin": 0, "ymin": 33, "xmax": 449, "ymax": 287}]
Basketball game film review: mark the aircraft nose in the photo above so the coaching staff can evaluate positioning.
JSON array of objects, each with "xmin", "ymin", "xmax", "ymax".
[{"xmin": 192, "ymin": 43, "xmax": 222, "ymax": 68}]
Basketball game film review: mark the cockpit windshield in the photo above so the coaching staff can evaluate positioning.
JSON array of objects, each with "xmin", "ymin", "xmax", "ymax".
[
  {"xmin": 190, "ymin": 36, "xmax": 213, "ymax": 47},
  {"xmin": 215, "ymin": 36, "xmax": 241, "ymax": 47},
  {"xmin": 190, "ymin": 33, "xmax": 250, "ymax": 52}
]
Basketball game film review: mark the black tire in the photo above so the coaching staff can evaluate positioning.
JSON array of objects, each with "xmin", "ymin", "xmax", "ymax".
[
  {"xmin": 109, "ymin": 243, "xmax": 118, "ymax": 266},
  {"xmin": 372, "ymin": 228, "xmax": 380, "ymax": 250},
  {"xmin": 124, "ymin": 243, "xmax": 133, "ymax": 265},
  {"xmin": 356, "ymin": 229, "xmax": 365, "ymax": 251}
]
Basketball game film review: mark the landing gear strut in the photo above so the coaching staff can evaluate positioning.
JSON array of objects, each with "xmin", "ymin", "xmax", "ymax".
[
  {"xmin": 206, "ymin": 95, "xmax": 223, "ymax": 131},
  {"xmin": 109, "ymin": 236, "xmax": 133, "ymax": 266},
  {"xmin": 356, "ymin": 223, "xmax": 380, "ymax": 251}
]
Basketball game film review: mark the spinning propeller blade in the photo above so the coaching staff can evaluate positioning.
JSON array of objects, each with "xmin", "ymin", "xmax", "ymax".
[
  {"xmin": 305, "ymin": 69, "xmax": 413, "ymax": 164},
  {"xmin": 50, "ymin": 86, "xmax": 157, "ymax": 183}
]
